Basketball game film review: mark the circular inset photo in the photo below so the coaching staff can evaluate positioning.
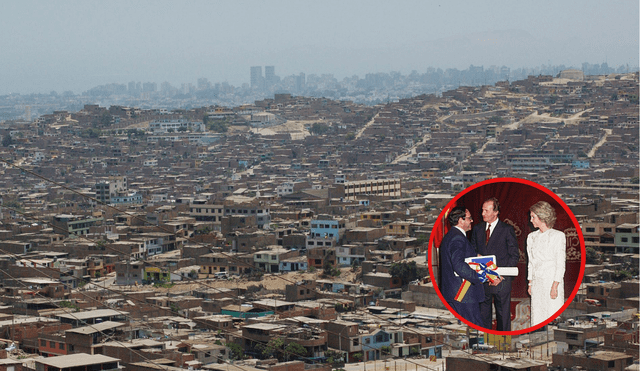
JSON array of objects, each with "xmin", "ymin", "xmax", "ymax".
[{"xmin": 427, "ymin": 177, "xmax": 585, "ymax": 335}]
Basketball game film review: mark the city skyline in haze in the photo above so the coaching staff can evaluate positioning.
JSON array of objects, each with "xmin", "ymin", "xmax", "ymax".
[{"xmin": 1, "ymin": 0, "xmax": 638, "ymax": 95}]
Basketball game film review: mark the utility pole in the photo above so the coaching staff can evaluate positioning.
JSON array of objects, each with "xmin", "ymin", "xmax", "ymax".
[
  {"xmin": 546, "ymin": 325, "xmax": 549, "ymax": 358},
  {"xmin": 339, "ymin": 328, "xmax": 342, "ymax": 362},
  {"xmin": 466, "ymin": 326, "xmax": 471, "ymax": 354}
]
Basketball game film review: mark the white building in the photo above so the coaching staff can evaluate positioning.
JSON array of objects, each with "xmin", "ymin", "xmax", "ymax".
[
  {"xmin": 143, "ymin": 159, "xmax": 158, "ymax": 167},
  {"xmin": 149, "ymin": 119, "xmax": 204, "ymax": 133},
  {"xmin": 343, "ymin": 178, "xmax": 401, "ymax": 200}
]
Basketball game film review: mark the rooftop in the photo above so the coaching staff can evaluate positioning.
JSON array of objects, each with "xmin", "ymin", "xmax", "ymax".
[{"xmin": 36, "ymin": 353, "xmax": 120, "ymax": 368}]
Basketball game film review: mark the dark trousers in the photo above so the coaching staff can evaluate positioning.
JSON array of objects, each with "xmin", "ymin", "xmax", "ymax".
[
  {"xmin": 449, "ymin": 301, "xmax": 483, "ymax": 327},
  {"xmin": 481, "ymin": 279, "xmax": 512, "ymax": 331}
]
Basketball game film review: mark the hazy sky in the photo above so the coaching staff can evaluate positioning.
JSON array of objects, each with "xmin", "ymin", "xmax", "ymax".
[{"xmin": 1, "ymin": 0, "xmax": 638, "ymax": 94}]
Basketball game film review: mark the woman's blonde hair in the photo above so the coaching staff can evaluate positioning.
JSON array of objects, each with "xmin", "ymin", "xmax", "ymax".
[{"xmin": 530, "ymin": 201, "xmax": 557, "ymax": 228}]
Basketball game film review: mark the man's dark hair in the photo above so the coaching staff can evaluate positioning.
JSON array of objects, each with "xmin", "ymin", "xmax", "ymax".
[
  {"xmin": 485, "ymin": 197, "xmax": 500, "ymax": 212},
  {"xmin": 448, "ymin": 206, "xmax": 467, "ymax": 226}
]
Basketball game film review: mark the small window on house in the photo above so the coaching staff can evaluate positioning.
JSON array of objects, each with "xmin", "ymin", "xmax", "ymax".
[
  {"xmin": 40, "ymin": 340, "xmax": 46, "ymax": 347},
  {"xmin": 300, "ymin": 290, "xmax": 305, "ymax": 295},
  {"xmin": 59, "ymin": 343, "xmax": 65, "ymax": 350}
]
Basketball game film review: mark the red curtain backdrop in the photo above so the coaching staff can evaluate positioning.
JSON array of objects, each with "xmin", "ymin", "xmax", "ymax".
[{"xmin": 447, "ymin": 182, "xmax": 583, "ymax": 299}]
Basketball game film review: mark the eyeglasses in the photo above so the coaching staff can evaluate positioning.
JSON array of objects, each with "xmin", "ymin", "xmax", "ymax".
[{"xmin": 464, "ymin": 216, "xmax": 473, "ymax": 221}]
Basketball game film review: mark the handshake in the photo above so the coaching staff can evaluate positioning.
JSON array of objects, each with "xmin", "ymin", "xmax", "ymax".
[
  {"xmin": 454, "ymin": 255, "xmax": 519, "ymax": 302},
  {"xmin": 469, "ymin": 261, "xmax": 503, "ymax": 286}
]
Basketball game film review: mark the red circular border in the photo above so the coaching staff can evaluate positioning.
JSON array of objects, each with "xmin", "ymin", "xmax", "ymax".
[{"xmin": 427, "ymin": 177, "xmax": 586, "ymax": 335}]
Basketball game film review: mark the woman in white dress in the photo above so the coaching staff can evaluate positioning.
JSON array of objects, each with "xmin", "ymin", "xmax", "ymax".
[{"xmin": 527, "ymin": 201, "xmax": 566, "ymax": 327}]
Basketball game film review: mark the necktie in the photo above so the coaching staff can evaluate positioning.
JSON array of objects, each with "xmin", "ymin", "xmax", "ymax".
[{"xmin": 485, "ymin": 225, "xmax": 491, "ymax": 244}]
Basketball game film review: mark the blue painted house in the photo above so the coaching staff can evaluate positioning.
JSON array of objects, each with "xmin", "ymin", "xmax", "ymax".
[
  {"xmin": 360, "ymin": 329, "xmax": 392, "ymax": 361},
  {"xmin": 310, "ymin": 218, "xmax": 342, "ymax": 242}
]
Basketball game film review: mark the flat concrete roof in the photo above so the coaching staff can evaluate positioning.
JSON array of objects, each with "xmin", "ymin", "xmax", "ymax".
[
  {"xmin": 57, "ymin": 308, "xmax": 128, "ymax": 320},
  {"xmin": 243, "ymin": 323, "xmax": 288, "ymax": 331},
  {"xmin": 65, "ymin": 321, "xmax": 125, "ymax": 334},
  {"xmin": 36, "ymin": 353, "xmax": 120, "ymax": 368}
]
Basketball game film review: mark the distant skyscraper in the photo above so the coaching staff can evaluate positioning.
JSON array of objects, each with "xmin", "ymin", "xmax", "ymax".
[
  {"xmin": 197, "ymin": 78, "xmax": 210, "ymax": 90},
  {"xmin": 295, "ymin": 73, "xmax": 306, "ymax": 93},
  {"xmin": 265, "ymin": 66, "xmax": 275, "ymax": 88},
  {"xmin": 181, "ymin": 83, "xmax": 195, "ymax": 94},
  {"xmin": 500, "ymin": 66, "xmax": 510, "ymax": 81},
  {"xmin": 128, "ymin": 81, "xmax": 140, "ymax": 95},
  {"xmin": 142, "ymin": 82, "xmax": 157, "ymax": 93},
  {"xmin": 250, "ymin": 66, "xmax": 263, "ymax": 89},
  {"xmin": 160, "ymin": 81, "xmax": 173, "ymax": 93}
]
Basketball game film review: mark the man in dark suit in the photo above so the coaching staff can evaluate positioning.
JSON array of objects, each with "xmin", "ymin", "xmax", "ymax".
[
  {"xmin": 439, "ymin": 206, "xmax": 485, "ymax": 326},
  {"xmin": 470, "ymin": 197, "xmax": 519, "ymax": 331}
]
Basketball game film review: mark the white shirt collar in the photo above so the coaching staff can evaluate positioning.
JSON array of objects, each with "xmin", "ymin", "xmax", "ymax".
[
  {"xmin": 487, "ymin": 219, "xmax": 498, "ymax": 231},
  {"xmin": 454, "ymin": 226, "xmax": 466, "ymax": 234}
]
